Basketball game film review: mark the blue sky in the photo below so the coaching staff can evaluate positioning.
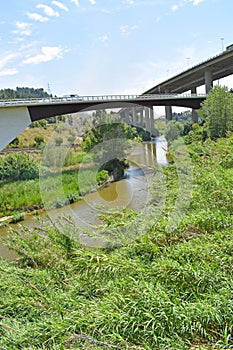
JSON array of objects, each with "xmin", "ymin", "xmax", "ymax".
[{"xmin": 0, "ymin": 0, "xmax": 233, "ymax": 98}]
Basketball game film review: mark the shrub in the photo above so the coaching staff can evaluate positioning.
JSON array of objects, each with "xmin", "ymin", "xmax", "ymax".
[
  {"xmin": 96, "ymin": 169, "xmax": 109, "ymax": 185},
  {"xmin": 0, "ymin": 153, "xmax": 39, "ymax": 181}
]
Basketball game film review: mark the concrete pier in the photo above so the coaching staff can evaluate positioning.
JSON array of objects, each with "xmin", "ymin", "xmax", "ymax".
[
  {"xmin": 204, "ymin": 70, "xmax": 213, "ymax": 93},
  {"xmin": 165, "ymin": 105, "xmax": 173, "ymax": 122},
  {"xmin": 191, "ymin": 87, "xmax": 199, "ymax": 122}
]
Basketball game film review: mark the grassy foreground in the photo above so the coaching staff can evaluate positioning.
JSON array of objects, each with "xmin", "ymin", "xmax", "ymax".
[{"xmin": 1, "ymin": 135, "xmax": 233, "ymax": 349}]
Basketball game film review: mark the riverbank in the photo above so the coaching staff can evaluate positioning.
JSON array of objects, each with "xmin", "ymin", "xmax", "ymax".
[
  {"xmin": 0, "ymin": 137, "xmax": 155, "ymax": 224},
  {"xmin": 1, "ymin": 134, "xmax": 233, "ymax": 349}
]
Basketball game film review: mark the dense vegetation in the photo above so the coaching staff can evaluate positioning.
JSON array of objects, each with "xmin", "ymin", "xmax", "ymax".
[
  {"xmin": 0, "ymin": 87, "xmax": 51, "ymax": 99},
  {"xmin": 1, "ymin": 86, "xmax": 233, "ymax": 349},
  {"xmin": 1, "ymin": 130, "xmax": 233, "ymax": 349},
  {"xmin": 0, "ymin": 106, "xmax": 140, "ymax": 217}
]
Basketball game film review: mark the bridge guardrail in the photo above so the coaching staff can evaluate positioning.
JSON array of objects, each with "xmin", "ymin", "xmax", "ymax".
[{"xmin": 0, "ymin": 93, "xmax": 207, "ymax": 107}]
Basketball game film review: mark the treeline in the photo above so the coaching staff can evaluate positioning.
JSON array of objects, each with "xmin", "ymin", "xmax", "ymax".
[{"xmin": 0, "ymin": 87, "xmax": 51, "ymax": 99}]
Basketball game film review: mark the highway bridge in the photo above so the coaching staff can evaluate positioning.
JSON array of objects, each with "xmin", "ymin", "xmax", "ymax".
[
  {"xmin": 144, "ymin": 47, "xmax": 233, "ymax": 95},
  {"xmin": 142, "ymin": 46, "xmax": 233, "ymax": 120},
  {"xmin": 0, "ymin": 93, "xmax": 205, "ymax": 150},
  {"xmin": 0, "ymin": 47, "xmax": 233, "ymax": 151}
]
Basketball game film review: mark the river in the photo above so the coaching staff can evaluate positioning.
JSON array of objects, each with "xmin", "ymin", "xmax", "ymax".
[{"xmin": 0, "ymin": 136, "xmax": 168, "ymax": 259}]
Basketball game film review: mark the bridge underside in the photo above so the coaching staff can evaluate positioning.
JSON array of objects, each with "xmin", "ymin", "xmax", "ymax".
[
  {"xmin": 28, "ymin": 97, "xmax": 204, "ymax": 122},
  {"xmin": 144, "ymin": 49, "xmax": 233, "ymax": 94}
]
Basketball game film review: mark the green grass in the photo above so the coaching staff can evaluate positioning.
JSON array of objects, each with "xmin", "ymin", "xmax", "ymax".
[
  {"xmin": 1, "ymin": 135, "xmax": 233, "ymax": 348},
  {"xmin": 0, "ymin": 167, "xmax": 108, "ymax": 217}
]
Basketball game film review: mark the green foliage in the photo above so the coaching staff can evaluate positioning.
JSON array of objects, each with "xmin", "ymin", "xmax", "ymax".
[
  {"xmin": 165, "ymin": 120, "xmax": 184, "ymax": 143},
  {"xmin": 30, "ymin": 119, "xmax": 47, "ymax": 129},
  {"xmin": 100, "ymin": 158, "xmax": 129, "ymax": 181},
  {"xmin": 10, "ymin": 212, "xmax": 25, "ymax": 223},
  {"xmin": 0, "ymin": 86, "xmax": 51, "ymax": 99},
  {"xmin": 184, "ymin": 123, "xmax": 207, "ymax": 144},
  {"xmin": 54, "ymin": 136, "xmax": 63, "ymax": 146},
  {"xmin": 34, "ymin": 136, "xmax": 45, "ymax": 146},
  {"xmin": 200, "ymin": 86, "xmax": 233, "ymax": 139},
  {"xmin": 96, "ymin": 169, "xmax": 109, "ymax": 185},
  {"xmin": 2, "ymin": 134, "xmax": 233, "ymax": 348},
  {"xmin": 8, "ymin": 137, "xmax": 19, "ymax": 148},
  {"xmin": 137, "ymin": 127, "xmax": 151, "ymax": 141},
  {"xmin": 0, "ymin": 153, "xmax": 39, "ymax": 181}
]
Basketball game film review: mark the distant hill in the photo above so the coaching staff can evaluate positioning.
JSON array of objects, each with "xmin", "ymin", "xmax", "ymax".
[{"xmin": 0, "ymin": 87, "xmax": 51, "ymax": 99}]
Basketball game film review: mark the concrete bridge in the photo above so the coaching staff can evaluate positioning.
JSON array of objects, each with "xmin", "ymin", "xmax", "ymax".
[
  {"xmin": 143, "ymin": 47, "xmax": 233, "ymax": 121},
  {"xmin": 1, "ymin": 48, "xmax": 233, "ymax": 151},
  {"xmin": 0, "ymin": 93, "xmax": 205, "ymax": 151}
]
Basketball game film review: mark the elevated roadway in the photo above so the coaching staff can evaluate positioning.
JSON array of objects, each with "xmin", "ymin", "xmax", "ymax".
[
  {"xmin": 144, "ymin": 48, "xmax": 233, "ymax": 95},
  {"xmin": 0, "ymin": 93, "xmax": 205, "ymax": 150},
  {"xmin": 0, "ymin": 93, "xmax": 205, "ymax": 121},
  {"xmin": 142, "ymin": 47, "xmax": 233, "ymax": 121}
]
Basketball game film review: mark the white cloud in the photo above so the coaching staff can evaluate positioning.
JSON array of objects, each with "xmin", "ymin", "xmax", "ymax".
[
  {"xmin": 171, "ymin": 0, "xmax": 204, "ymax": 12},
  {"xmin": 0, "ymin": 54, "xmax": 18, "ymax": 76},
  {"xmin": 13, "ymin": 22, "xmax": 32, "ymax": 36},
  {"xmin": 70, "ymin": 0, "xmax": 79, "ymax": 7},
  {"xmin": 88, "ymin": 0, "xmax": 96, "ymax": 4},
  {"xmin": 171, "ymin": 4, "xmax": 178, "ymax": 11},
  {"xmin": 52, "ymin": 1, "xmax": 69, "ymax": 11},
  {"xmin": 15, "ymin": 22, "xmax": 31, "ymax": 30},
  {"xmin": 193, "ymin": 0, "xmax": 204, "ymax": 5},
  {"xmin": 23, "ymin": 46, "xmax": 63, "ymax": 64},
  {"xmin": 122, "ymin": 0, "xmax": 134, "ymax": 5},
  {"xmin": 36, "ymin": 4, "xmax": 59, "ymax": 17},
  {"xmin": 0, "ymin": 54, "xmax": 18, "ymax": 69},
  {"xmin": 27, "ymin": 12, "xmax": 48, "ymax": 22},
  {"xmin": 0, "ymin": 68, "xmax": 18, "ymax": 77},
  {"xmin": 12, "ymin": 29, "xmax": 31, "ymax": 36},
  {"xmin": 99, "ymin": 35, "xmax": 109, "ymax": 43},
  {"xmin": 120, "ymin": 24, "xmax": 138, "ymax": 36}
]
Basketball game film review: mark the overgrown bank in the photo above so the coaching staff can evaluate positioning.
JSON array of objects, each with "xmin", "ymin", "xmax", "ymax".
[
  {"xmin": 1, "ymin": 86, "xmax": 233, "ymax": 349},
  {"xmin": 1, "ymin": 133, "xmax": 233, "ymax": 349},
  {"xmin": 0, "ymin": 112, "xmax": 141, "ymax": 220}
]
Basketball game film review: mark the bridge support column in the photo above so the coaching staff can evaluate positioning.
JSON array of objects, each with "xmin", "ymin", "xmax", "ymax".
[
  {"xmin": 139, "ymin": 109, "xmax": 144, "ymax": 128},
  {"xmin": 165, "ymin": 105, "xmax": 172, "ymax": 122},
  {"xmin": 132, "ymin": 107, "xmax": 137, "ymax": 126},
  {"xmin": 149, "ymin": 107, "xmax": 155, "ymax": 135},
  {"xmin": 0, "ymin": 107, "xmax": 31, "ymax": 151},
  {"xmin": 191, "ymin": 87, "xmax": 199, "ymax": 123},
  {"xmin": 204, "ymin": 70, "xmax": 213, "ymax": 93},
  {"xmin": 145, "ymin": 108, "xmax": 150, "ymax": 131},
  {"xmin": 165, "ymin": 89, "xmax": 172, "ymax": 122},
  {"xmin": 124, "ymin": 109, "xmax": 130, "ymax": 124},
  {"xmin": 139, "ymin": 109, "xmax": 144, "ymax": 127}
]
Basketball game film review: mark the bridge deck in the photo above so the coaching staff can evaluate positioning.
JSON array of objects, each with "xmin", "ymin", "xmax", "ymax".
[{"xmin": 0, "ymin": 93, "xmax": 206, "ymax": 108}]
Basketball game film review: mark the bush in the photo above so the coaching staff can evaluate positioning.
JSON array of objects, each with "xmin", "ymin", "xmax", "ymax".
[
  {"xmin": 0, "ymin": 153, "xmax": 39, "ymax": 181},
  {"xmin": 96, "ymin": 169, "xmax": 109, "ymax": 185},
  {"xmin": 34, "ymin": 136, "xmax": 45, "ymax": 146},
  {"xmin": 165, "ymin": 120, "xmax": 184, "ymax": 143}
]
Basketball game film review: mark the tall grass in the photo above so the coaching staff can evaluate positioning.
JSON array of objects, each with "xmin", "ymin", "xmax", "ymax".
[
  {"xmin": 1, "ymin": 135, "xmax": 233, "ymax": 348},
  {"xmin": 0, "ymin": 167, "xmax": 107, "ymax": 217}
]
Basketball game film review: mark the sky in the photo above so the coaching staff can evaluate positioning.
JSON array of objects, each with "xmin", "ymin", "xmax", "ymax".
[{"xmin": 0, "ymin": 0, "xmax": 233, "ymax": 102}]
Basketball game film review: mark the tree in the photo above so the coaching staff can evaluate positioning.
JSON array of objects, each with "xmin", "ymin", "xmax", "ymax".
[{"xmin": 200, "ymin": 86, "xmax": 233, "ymax": 139}]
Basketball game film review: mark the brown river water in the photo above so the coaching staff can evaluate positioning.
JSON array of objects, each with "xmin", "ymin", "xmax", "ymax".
[{"xmin": 0, "ymin": 137, "xmax": 168, "ymax": 259}]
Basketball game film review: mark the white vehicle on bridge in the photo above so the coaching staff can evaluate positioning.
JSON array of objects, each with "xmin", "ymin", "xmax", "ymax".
[{"xmin": 62, "ymin": 94, "xmax": 81, "ymax": 100}]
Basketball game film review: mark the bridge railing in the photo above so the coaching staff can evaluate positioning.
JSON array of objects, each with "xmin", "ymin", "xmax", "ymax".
[{"xmin": 0, "ymin": 93, "xmax": 207, "ymax": 107}]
